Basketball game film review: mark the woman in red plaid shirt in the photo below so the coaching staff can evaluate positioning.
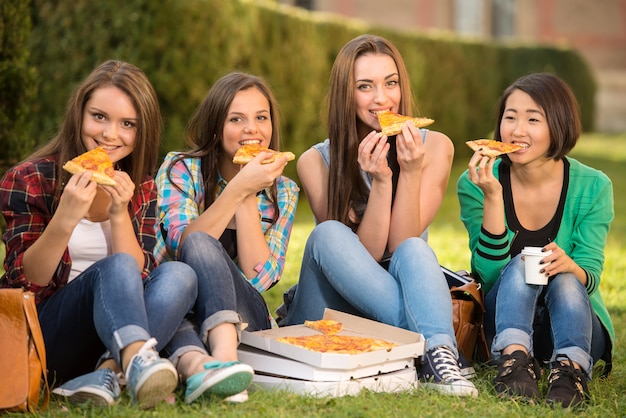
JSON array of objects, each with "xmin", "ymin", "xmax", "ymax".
[{"xmin": 0, "ymin": 60, "xmax": 197, "ymax": 408}]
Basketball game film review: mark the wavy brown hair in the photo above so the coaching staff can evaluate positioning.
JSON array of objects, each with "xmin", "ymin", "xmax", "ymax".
[
  {"xmin": 30, "ymin": 60, "xmax": 161, "ymax": 201},
  {"xmin": 325, "ymin": 34, "xmax": 414, "ymax": 230}
]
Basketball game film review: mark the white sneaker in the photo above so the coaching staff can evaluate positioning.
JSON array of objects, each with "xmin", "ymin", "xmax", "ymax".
[
  {"xmin": 224, "ymin": 390, "xmax": 249, "ymax": 403},
  {"xmin": 125, "ymin": 338, "xmax": 178, "ymax": 408}
]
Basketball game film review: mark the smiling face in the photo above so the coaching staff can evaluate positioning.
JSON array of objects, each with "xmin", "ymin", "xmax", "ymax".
[
  {"xmin": 500, "ymin": 88, "xmax": 550, "ymax": 161},
  {"xmin": 353, "ymin": 53, "xmax": 401, "ymax": 133},
  {"xmin": 222, "ymin": 87, "xmax": 272, "ymax": 160},
  {"xmin": 81, "ymin": 86, "xmax": 137, "ymax": 164}
]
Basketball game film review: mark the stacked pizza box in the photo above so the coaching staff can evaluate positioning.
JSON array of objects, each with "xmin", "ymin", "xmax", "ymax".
[{"xmin": 238, "ymin": 309, "xmax": 425, "ymax": 397}]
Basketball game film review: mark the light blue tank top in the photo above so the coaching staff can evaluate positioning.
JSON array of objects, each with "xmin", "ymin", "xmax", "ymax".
[{"xmin": 312, "ymin": 129, "xmax": 429, "ymax": 242}]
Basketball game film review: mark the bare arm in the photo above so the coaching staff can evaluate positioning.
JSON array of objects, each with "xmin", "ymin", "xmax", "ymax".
[
  {"xmin": 23, "ymin": 171, "xmax": 97, "ymax": 285},
  {"xmin": 297, "ymin": 148, "xmax": 329, "ymax": 223},
  {"xmin": 388, "ymin": 127, "xmax": 454, "ymax": 252}
]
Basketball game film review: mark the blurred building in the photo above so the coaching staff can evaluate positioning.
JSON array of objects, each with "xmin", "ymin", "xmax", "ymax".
[{"xmin": 282, "ymin": 0, "xmax": 626, "ymax": 133}]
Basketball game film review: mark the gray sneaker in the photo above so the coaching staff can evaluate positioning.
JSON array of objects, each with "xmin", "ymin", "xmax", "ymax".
[
  {"xmin": 419, "ymin": 346, "xmax": 478, "ymax": 397},
  {"xmin": 52, "ymin": 369, "xmax": 120, "ymax": 407},
  {"xmin": 125, "ymin": 338, "xmax": 178, "ymax": 409}
]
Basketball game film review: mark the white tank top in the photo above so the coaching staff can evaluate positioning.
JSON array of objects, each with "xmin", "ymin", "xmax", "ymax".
[{"xmin": 67, "ymin": 218, "xmax": 112, "ymax": 282}]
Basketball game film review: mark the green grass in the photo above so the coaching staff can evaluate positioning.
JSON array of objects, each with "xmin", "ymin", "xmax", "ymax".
[{"xmin": 5, "ymin": 133, "xmax": 626, "ymax": 417}]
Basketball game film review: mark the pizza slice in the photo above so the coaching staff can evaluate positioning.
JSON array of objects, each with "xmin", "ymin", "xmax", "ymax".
[
  {"xmin": 233, "ymin": 143, "xmax": 296, "ymax": 165},
  {"xmin": 465, "ymin": 139, "xmax": 524, "ymax": 158},
  {"xmin": 377, "ymin": 110, "xmax": 434, "ymax": 137},
  {"xmin": 304, "ymin": 319, "xmax": 344, "ymax": 336},
  {"xmin": 275, "ymin": 334, "xmax": 397, "ymax": 354},
  {"xmin": 62, "ymin": 147, "xmax": 117, "ymax": 186}
]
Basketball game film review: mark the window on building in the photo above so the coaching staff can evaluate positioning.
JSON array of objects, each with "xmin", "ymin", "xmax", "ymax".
[{"xmin": 492, "ymin": 0, "xmax": 516, "ymax": 39}]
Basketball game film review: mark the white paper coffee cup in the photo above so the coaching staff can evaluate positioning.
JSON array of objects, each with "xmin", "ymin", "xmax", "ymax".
[{"xmin": 522, "ymin": 246, "xmax": 552, "ymax": 285}]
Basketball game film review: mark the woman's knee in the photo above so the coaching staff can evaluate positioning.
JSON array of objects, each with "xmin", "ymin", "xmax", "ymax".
[
  {"xmin": 179, "ymin": 231, "xmax": 222, "ymax": 264},
  {"xmin": 310, "ymin": 220, "xmax": 346, "ymax": 243},
  {"xmin": 157, "ymin": 261, "xmax": 197, "ymax": 291},
  {"xmin": 395, "ymin": 236, "xmax": 432, "ymax": 257}
]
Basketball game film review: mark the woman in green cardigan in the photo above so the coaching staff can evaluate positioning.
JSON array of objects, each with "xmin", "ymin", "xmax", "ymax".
[{"xmin": 457, "ymin": 73, "xmax": 614, "ymax": 408}]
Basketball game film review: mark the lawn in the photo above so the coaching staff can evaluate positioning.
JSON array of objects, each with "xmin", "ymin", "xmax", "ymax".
[{"xmin": 4, "ymin": 133, "xmax": 625, "ymax": 417}]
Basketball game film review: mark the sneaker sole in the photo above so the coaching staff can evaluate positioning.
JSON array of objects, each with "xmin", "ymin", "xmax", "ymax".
[
  {"xmin": 135, "ymin": 367, "xmax": 178, "ymax": 409},
  {"xmin": 52, "ymin": 387, "xmax": 115, "ymax": 407},
  {"xmin": 185, "ymin": 365, "xmax": 254, "ymax": 403},
  {"xmin": 421, "ymin": 381, "xmax": 479, "ymax": 397}
]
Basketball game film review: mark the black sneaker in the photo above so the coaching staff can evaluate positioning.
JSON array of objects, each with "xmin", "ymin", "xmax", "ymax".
[
  {"xmin": 419, "ymin": 346, "xmax": 478, "ymax": 397},
  {"xmin": 546, "ymin": 354, "xmax": 589, "ymax": 408},
  {"xmin": 493, "ymin": 350, "xmax": 541, "ymax": 400}
]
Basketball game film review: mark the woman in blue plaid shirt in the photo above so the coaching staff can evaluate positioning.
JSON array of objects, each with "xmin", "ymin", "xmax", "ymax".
[{"xmin": 154, "ymin": 72, "xmax": 299, "ymax": 403}]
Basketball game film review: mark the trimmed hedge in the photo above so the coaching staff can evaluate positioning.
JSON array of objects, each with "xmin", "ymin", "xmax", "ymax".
[
  {"xmin": 20, "ymin": 0, "xmax": 595, "ymax": 181},
  {"xmin": 0, "ymin": 0, "xmax": 37, "ymax": 172}
]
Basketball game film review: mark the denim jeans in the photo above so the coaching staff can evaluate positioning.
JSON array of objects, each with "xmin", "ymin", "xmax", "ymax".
[
  {"xmin": 37, "ymin": 253, "xmax": 197, "ymax": 382},
  {"xmin": 487, "ymin": 254, "xmax": 602, "ymax": 377},
  {"xmin": 284, "ymin": 220, "xmax": 457, "ymax": 354},
  {"xmin": 177, "ymin": 232, "xmax": 271, "ymax": 350}
]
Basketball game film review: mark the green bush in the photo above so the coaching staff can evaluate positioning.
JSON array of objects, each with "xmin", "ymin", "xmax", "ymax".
[
  {"xmin": 20, "ymin": 0, "xmax": 595, "ymax": 182},
  {"xmin": 0, "ymin": 0, "xmax": 38, "ymax": 172}
]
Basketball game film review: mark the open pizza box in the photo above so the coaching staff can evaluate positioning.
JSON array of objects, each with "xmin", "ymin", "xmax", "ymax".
[{"xmin": 239, "ymin": 309, "xmax": 425, "ymax": 382}]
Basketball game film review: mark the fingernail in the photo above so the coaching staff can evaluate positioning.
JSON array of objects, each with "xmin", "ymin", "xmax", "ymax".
[
  {"xmin": 541, "ymin": 248, "xmax": 546, "ymax": 252},
  {"xmin": 540, "ymin": 269, "xmax": 545, "ymax": 273}
]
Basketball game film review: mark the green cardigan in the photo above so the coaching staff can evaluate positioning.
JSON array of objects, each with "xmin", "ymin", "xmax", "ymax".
[{"xmin": 457, "ymin": 157, "xmax": 615, "ymax": 368}]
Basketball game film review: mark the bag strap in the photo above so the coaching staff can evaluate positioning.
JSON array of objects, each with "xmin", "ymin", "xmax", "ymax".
[
  {"xmin": 22, "ymin": 292, "xmax": 50, "ymax": 410},
  {"xmin": 449, "ymin": 278, "xmax": 491, "ymax": 363}
]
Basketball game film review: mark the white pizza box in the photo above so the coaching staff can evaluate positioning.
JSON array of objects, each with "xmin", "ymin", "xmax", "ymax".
[
  {"xmin": 240, "ymin": 309, "xmax": 425, "ymax": 371},
  {"xmin": 249, "ymin": 367, "xmax": 417, "ymax": 398},
  {"xmin": 237, "ymin": 344, "xmax": 415, "ymax": 381}
]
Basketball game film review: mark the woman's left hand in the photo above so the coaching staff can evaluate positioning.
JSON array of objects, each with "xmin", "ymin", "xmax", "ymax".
[
  {"xmin": 102, "ymin": 170, "xmax": 135, "ymax": 216},
  {"xmin": 540, "ymin": 242, "xmax": 578, "ymax": 277},
  {"xmin": 395, "ymin": 121, "xmax": 425, "ymax": 172}
]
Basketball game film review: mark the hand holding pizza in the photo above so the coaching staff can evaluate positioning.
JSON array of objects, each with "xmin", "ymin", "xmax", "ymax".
[
  {"xmin": 357, "ymin": 130, "xmax": 392, "ymax": 180},
  {"xmin": 233, "ymin": 150, "xmax": 290, "ymax": 196},
  {"xmin": 101, "ymin": 170, "xmax": 135, "ymax": 217},
  {"xmin": 57, "ymin": 170, "xmax": 99, "ymax": 227},
  {"xmin": 467, "ymin": 150, "xmax": 502, "ymax": 196},
  {"xmin": 395, "ymin": 121, "xmax": 426, "ymax": 173}
]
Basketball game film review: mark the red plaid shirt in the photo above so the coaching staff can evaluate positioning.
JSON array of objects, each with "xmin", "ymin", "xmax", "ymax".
[{"xmin": 0, "ymin": 156, "xmax": 158, "ymax": 304}]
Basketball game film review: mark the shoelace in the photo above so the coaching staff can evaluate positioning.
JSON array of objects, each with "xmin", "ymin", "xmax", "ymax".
[
  {"xmin": 102, "ymin": 369, "xmax": 119, "ymax": 392},
  {"xmin": 431, "ymin": 347, "xmax": 464, "ymax": 381},
  {"xmin": 549, "ymin": 355, "xmax": 586, "ymax": 397},
  {"xmin": 499, "ymin": 354, "xmax": 540, "ymax": 381},
  {"xmin": 124, "ymin": 337, "xmax": 159, "ymax": 381}
]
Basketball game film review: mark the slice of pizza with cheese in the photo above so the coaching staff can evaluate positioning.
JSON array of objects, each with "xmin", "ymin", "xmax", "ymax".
[
  {"xmin": 275, "ymin": 334, "xmax": 397, "ymax": 354},
  {"xmin": 465, "ymin": 139, "xmax": 524, "ymax": 158},
  {"xmin": 62, "ymin": 147, "xmax": 117, "ymax": 186},
  {"xmin": 304, "ymin": 319, "xmax": 343, "ymax": 336},
  {"xmin": 233, "ymin": 143, "xmax": 296, "ymax": 165},
  {"xmin": 377, "ymin": 110, "xmax": 434, "ymax": 137}
]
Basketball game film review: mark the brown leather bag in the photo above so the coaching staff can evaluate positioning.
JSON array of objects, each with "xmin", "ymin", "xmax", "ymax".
[
  {"xmin": 0, "ymin": 288, "xmax": 50, "ymax": 413},
  {"xmin": 450, "ymin": 279, "xmax": 490, "ymax": 363}
]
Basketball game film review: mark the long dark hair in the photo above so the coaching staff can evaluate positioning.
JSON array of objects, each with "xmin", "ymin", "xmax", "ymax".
[
  {"xmin": 167, "ymin": 72, "xmax": 281, "ymax": 214},
  {"xmin": 325, "ymin": 34, "xmax": 414, "ymax": 230}
]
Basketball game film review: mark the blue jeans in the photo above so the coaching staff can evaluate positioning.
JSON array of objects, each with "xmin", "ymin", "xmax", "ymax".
[
  {"xmin": 177, "ymin": 232, "xmax": 271, "ymax": 351},
  {"xmin": 487, "ymin": 254, "xmax": 602, "ymax": 377},
  {"xmin": 284, "ymin": 221, "xmax": 457, "ymax": 354},
  {"xmin": 37, "ymin": 253, "xmax": 197, "ymax": 382}
]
